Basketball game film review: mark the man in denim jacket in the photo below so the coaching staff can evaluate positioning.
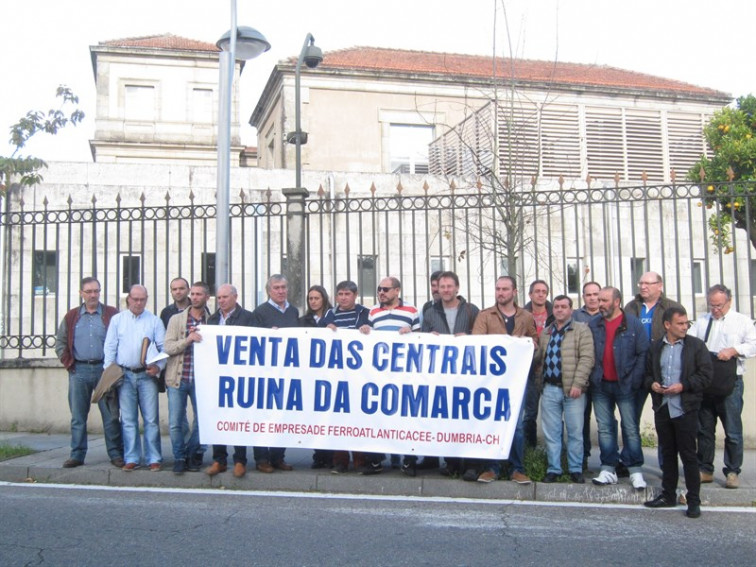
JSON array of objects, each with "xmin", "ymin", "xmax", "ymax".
[{"xmin": 588, "ymin": 287, "xmax": 649, "ymax": 489}]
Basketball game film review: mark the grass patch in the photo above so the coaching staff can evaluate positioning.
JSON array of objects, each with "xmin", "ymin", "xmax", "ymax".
[
  {"xmin": 522, "ymin": 445, "xmax": 549, "ymax": 481},
  {"xmin": 0, "ymin": 442, "xmax": 35, "ymax": 461},
  {"xmin": 640, "ymin": 425, "xmax": 658, "ymax": 448}
]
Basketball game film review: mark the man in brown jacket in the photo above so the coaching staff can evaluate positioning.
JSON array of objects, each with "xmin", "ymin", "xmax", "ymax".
[
  {"xmin": 469, "ymin": 276, "xmax": 538, "ymax": 483},
  {"xmin": 55, "ymin": 276, "xmax": 123, "ymax": 469},
  {"xmin": 163, "ymin": 282, "xmax": 210, "ymax": 475},
  {"xmin": 536, "ymin": 295, "xmax": 594, "ymax": 483}
]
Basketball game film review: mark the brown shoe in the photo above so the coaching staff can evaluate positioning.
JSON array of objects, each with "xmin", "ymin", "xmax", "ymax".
[
  {"xmin": 233, "ymin": 462, "xmax": 247, "ymax": 478},
  {"xmin": 274, "ymin": 461, "xmax": 293, "ymax": 471},
  {"xmin": 110, "ymin": 457, "xmax": 125, "ymax": 468},
  {"xmin": 700, "ymin": 471, "xmax": 714, "ymax": 483},
  {"xmin": 477, "ymin": 470, "xmax": 497, "ymax": 483},
  {"xmin": 122, "ymin": 463, "xmax": 140, "ymax": 471},
  {"xmin": 205, "ymin": 461, "xmax": 227, "ymax": 476},
  {"xmin": 149, "ymin": 463, "xmax": 161, "ymax": 472},
  {"xmin": 725, "ymin": 472, "xmax": 739, "ymax": 489},
  {"xmin": 511, "ymin": 471, "xmax": 532, "ymax": 484},
  {"xmin": 256, "ymin": 461, "xmax": 274, "ymax": 473},
  {"xmin": 62, "ymin": 458, "xmax": 83, "ymax": 468}
]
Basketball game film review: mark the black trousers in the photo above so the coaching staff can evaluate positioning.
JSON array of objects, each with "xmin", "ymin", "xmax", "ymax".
[{"xmin": 655, "ymin": 405, "xmax": 700, "ymax": 505}]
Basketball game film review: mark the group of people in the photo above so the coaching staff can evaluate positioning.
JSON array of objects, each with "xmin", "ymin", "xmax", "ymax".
[{"xmin": 56, "ymin": 269, "xmax": 754, "ymax": 518}]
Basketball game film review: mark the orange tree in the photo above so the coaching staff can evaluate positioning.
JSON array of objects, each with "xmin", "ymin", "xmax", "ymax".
[
  {"xmin": 0, "ymin": 86, "xmax": 84, "ymax": 194},
  {"xmin": 689, "ymin": 94, "xmax": 756, "ymax": 251}
]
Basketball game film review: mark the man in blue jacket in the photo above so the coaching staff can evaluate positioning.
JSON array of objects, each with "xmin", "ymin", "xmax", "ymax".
[{"xmin": 588, "ymin": 287, "xmax": 649, "ymax": 489}]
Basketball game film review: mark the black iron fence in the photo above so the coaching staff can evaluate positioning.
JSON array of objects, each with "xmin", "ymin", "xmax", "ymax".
[{"xmin": 2, "ymin": 178, "xmax": 754, "ymax": 359}]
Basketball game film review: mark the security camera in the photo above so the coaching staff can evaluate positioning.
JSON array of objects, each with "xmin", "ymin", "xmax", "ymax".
[{"xmin": 303, "ymin": 45, "xmax": 323, "ymax": 69}]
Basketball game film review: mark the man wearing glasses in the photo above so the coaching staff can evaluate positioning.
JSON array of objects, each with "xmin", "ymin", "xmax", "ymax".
[
  {"xmin": 55, "ymin": 277, "xmax": 123, "ymax": 469},
  {"xmin": 688, "ymin": 284, "xmax": 756, "ymax": 489},
  {"xmin": 624, "ymin": 272, "xmax": 683, "ymax": 476},
  {"xmin": 358, "ymin": 277, "xmax": 420, "ymax": 474}
]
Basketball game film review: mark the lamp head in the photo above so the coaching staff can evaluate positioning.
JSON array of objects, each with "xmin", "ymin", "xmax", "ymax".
[{"xmin": 217, "ymin": 26, "xmax": 271, "ymax": 60}]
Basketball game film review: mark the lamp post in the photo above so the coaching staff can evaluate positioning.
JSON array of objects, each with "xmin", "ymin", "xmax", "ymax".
[
  {"xmin": 215, "ymin": 1, "xmax": 270, "ymax": 290},
  {"xmin": 286, "ymin": 33, "xmax": 323, "ymax": 189}
]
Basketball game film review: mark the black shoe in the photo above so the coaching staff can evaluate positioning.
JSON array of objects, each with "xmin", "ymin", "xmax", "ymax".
[
  {"xmin": 570, "ymin": 472, "xmax": 585, "ymax": 484},
  {"xmin": 186, "ymin": 458, "xmax": 201, "ymax": 473},
  {"xmin": 542, "ymin": 472, "xmax": 559, "ymax": 483},
  {"xmin": 331, "ymin": 464, "xmax": 348, "ymax": 474},
  {"xmin": 686, "ymin": 504, "xmax": 701, "ymax": 518},
  {"xmin": 359, "ymin": 461, "xmax": 383, "ymax": 475},
  {"xmin": 172, "ymin": 459, "xmax": 186, "ymax": 475},
  {"xmin": 616, "ymin": 462, "xmax": 630, "ymax": 478},
  {"xmin": 644, "ymin": 495, "xmax": 676, "ymax": 508},
  {"xmin": 462, "ymin": 468, "xmax": 479, "ymax": 482},
  {"xmin": 311, "ymin": 460, "xmax": 330, "ymax": 470},
  {"xmin": 401, "ymin": 462, "xmax": 417, "ymax": 477}
]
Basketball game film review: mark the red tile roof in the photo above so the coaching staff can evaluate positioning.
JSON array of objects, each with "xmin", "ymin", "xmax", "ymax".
[
  {"xmin": 314, "ymin": 47, "xmax": 727, "ymax": 98},
  {"xmin": 99, "ymin": 34, "xmax": 219, "ymax": 52}
]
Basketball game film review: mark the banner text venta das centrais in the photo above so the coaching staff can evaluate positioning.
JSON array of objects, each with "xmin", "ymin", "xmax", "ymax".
[{"xmin": 193, "ymin": 326, "xmax": 534, "ymax": 459}]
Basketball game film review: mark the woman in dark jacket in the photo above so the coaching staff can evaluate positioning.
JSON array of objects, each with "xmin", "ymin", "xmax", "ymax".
[
  {"xmin": 299, "ymin": 285, "xmax": 332, "ymax": 327},
  {"xmin": 300, "ymin": 284, "xmax": 334, "ymax": 468}
]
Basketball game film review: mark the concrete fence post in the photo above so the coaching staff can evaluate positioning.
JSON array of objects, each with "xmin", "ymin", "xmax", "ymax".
[{"xmin": 282, "ymin": 187, "xmax": 309, "ymax": 313}]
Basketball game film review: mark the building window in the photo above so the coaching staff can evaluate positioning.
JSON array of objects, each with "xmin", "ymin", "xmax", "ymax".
[
  {"xmin": 358, "ymin": 255, "xmax": 377, "ymax": 298},
  {"xmin": 202, "ymin": 252, "xmax": 216, "ymax": 295},
  {"xmin": 33, "ymin": 251, "xmax": 57, "ymax": 295},
  {"xmin": 430, "ymin": 256, "xmax": 445, "ymax": 274},
  {"xmin": 125, "ymin": 85, "xmax": 155, "ymax": 121},
  {"xmin": 389, "ymin": 124, "xmax": 433, "ymax": 174},
  {"xmin": 191, "ymin": 88, "xmax": 213, "ymax": 123},
  {"xmin": 567, "ymin": 260, "xmax": 580, "ymax": 295},
  {"xmin": 693, "ymin": 261, "xmax": 704, "ymax": 295},
  {"xmin": 630, "ymin": 257, "xmax": 646, "ymax": 290},
  {"xmin": 121, "ymin": 254, "xmax": 141, "ymax": 294}
]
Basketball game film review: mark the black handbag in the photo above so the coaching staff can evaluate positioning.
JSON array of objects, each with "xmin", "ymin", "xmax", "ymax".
[{"xmin": 702, "ymin": 317, "xmax": 738, "ymax": 397}]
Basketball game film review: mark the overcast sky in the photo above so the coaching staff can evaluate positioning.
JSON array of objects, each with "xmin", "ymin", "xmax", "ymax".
[{"xmin": 1, "ymin": 0, "xmax": 752, "ymax": 163}]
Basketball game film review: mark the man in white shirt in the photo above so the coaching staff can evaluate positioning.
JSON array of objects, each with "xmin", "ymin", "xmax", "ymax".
[
  {"xmin": 104, "ymin": 285, "xmax": 165, "ymax": 471},
  {"xmin": 688, "ymin": 283, "xmax": 756, "ymax": 489}
]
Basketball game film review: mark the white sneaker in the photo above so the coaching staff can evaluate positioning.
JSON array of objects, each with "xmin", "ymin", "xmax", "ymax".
[
  {"xmin": 630, "ymin": 472, "xmax": 647, "ymax": 490},
  {"xmin": 592, "ymin": 470, "xmax": 618, "ymax": 485}
]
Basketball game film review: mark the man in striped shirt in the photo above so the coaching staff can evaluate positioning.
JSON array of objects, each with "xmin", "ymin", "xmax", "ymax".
[
  {"xmin": 358, "ymin": 276, "xmax": 420, "ymax": 474},
  {"xmin": 319, "ymin": 280, "xmax": 370, "ymax": 473}
]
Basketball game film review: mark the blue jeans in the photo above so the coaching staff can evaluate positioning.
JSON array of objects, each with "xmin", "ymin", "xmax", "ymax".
[
  {"xmin": 592, "ymin": 381, "xmax": 643, "ymax": 472},
  {"xmin": 119, "ymin": 369, "xmax": 162, "ymax": 465},
  {"xmin": 540, "ymin": 384, "xmax": 586, "ymax": 474},
  {"xmin": 68, "ymin": 363, "xmax": 123, "ymax": 461},
  {"xmin": 167, "ymin": 380, "xmax": 200, "ymax": 462},
  {"xmin": 698, "ymin": 377, "xmax": 744, "ymax": 476}
]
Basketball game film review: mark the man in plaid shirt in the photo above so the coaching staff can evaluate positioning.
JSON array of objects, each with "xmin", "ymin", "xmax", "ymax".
[{"xmin": 163, "ymin": 282, "xmax": 210, "ymax": 475}]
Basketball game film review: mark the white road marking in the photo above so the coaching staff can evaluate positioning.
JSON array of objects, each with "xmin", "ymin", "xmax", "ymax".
[{"xmin": 1, "ymin": 480, "xmax": 754, "ymax": 513}]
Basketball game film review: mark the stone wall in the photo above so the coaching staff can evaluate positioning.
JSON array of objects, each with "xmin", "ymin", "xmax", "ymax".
[{"xmin": 1, "ymin": 358, "xmax": 753, "ymax": 448}]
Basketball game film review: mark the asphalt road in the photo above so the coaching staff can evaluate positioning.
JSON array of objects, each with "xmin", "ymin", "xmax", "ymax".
[{"xmin": 2, "ymin": 483, "xmax": 755, "ymax": 566}]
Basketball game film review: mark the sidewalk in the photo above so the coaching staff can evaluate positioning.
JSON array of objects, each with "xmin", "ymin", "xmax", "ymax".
[{"xmin": 1, "ymin": 431, "xmax": 754, "ymax": 506}]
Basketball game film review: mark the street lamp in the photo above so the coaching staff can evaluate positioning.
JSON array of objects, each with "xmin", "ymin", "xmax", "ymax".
[
  {"xmin": 286, "ymin": 33, "xmax": 323, "ymax": 189},
  {"xmin": 215, "ymin": 3, "xmax": 270, "ymax": 290}
]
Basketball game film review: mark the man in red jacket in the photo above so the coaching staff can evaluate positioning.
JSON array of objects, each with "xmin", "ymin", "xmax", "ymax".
[{"xmin": 55, "ymin": 277, "xmax": 123, "ymax": 469}]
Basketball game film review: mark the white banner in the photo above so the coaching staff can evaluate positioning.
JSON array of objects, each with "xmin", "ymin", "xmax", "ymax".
[{"xmin": 194, "ymin": 326, "xmax": 534, "ymax": 460}]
